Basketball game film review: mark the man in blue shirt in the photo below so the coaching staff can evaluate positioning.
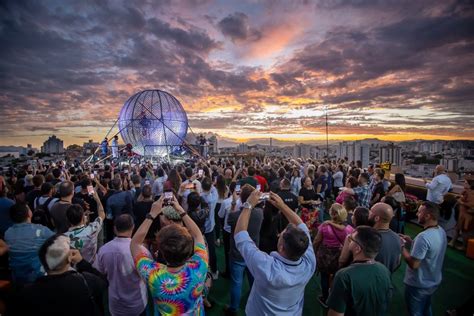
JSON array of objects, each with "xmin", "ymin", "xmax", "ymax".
[
  {"xmin": 400, "ymin": 201, "xmax": 447, "ymax": 316},
  {"xmin": 4, "ymin": 203, "xmax": 54, "ymax": 284},
  {"xmin": 234, "ymin": 190, "xmax": 316, "ymax": 316},
  {"xmin": 106, "ymin": 178, "xmax": 134, "ymax": 219}
]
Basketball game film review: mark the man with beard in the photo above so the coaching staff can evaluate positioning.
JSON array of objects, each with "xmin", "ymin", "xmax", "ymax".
[
  {"xmin": 400, "ymin": 201, "xmax": 447, "ymax": 316},
  {"xmin": 369, "ymin": 203, "xmax": 401, "ymax": 273},
  {"xmin": 327, "ymin": 226, "xmax": 392, "ymax": 316}
]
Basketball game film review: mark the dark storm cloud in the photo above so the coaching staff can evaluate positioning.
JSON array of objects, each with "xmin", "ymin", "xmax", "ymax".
[
  {"xmin": 1, "ymin": 0, "xmax": 473, "ymax": 144},
  {"xmin": 0, "ymin": 0, "xmax": 268, "ymax": 134},
  {"xmin": 217, "ymin": 12, "xmax": 261, "ymax": 42},
  {"xmin": 148, "ymin": 18, "xmax": 220, "ymax": 53},
  {"xmin": 376, "ymin": 15, "xmax": 474, "ymax": 52},
  {"xmin": 270, "ymin": 5, "xmax": 474, "ymax": 124}
]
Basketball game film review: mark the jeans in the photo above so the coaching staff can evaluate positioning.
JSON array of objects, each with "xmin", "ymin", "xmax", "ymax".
[
  {"xmin": 320, "ymin": 272, "xmax": 330, "ymax": 300},
  {"xmin": 229, "ymin": 260, "xmax": 254, "ymax": 311},
  {"xmin": 405, "ymin": 284, "xmax": 437, "ymax": 316},
  {"xmin": 204, "ymin": 230, "xmax": 217, "ymax": 273},
  {"xmin": 222, "ymin": 230, "xmax": 231, "ymax": 275},
  {"xmin": 214, "ymin": 203, "xmax": 222, "ymax": 240},
  {"xmin": 318, "ymin": 204, "xmax": 325, "ymax": 224}
]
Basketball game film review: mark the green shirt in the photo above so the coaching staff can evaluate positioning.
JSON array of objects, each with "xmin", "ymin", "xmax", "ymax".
[{"xmin": 327, "ymin": 261, "xmax": 393, "ymax": 316}]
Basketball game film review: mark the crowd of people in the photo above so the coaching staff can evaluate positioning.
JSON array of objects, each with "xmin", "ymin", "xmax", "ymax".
[{"xmin": 0, "ymin": 155, "xmax": 472, "ymax": 316}]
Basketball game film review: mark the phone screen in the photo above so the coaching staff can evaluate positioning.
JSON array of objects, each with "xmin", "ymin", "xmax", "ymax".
[
  {"xmin": 93, "ymin": 170, "xmax": 98, "ymax": 175},
  {"xmin": 198, "ymin": 169, "xmax": 203, "ymax": 176},
  {"xmin": 185, "ymin": 183, "xmax": 195, "ymax": 190},
  {"xmin": 256, "ymin": 184, "xmax": 261, "ymax": 191},
  {"xmin": 87, "ymin": 185, "xmax": 94, "ymax": 196},
  {"xmin": 90, "ymin": 173, "xmax": 95, "ymax": 179},
  {"xmin": 145, "ymin": 180, "xmax": 150, "ymax": 185},
  {"xmin": 164, "ymin": 192, "xmax": 173, "ymax": 200},
  {"xmin": 236, "ymin": 184, "xmax": 241, "ymax": 194},
  {"xmin": 124, "ymin": 170, "xmax": 128, "ymax": 174}
]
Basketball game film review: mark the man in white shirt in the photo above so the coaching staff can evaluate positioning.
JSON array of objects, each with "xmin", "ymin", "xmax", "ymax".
[
  {"xmin": 65, "ymin": 190, "xmax": 105, "ymax": 263},
  {"xmin": 424, "ymin": 165, "xmax": 452, "ymax": 205},
  {"xmin": 111, "ymin": 135, "xmax": 119, "ymax": 159}
]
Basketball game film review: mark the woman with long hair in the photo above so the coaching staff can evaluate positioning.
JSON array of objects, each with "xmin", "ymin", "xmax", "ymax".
[
  {"xmin": 387, "ymin": 173, "xmax": 406, "ymax": 203},
  {"xmin": 165, "ymin": 169, "xmax": 182, "ymax": 197},
  {"xmin": 214, "ymin": 175, "xmax": 228, "ymax": 246}
]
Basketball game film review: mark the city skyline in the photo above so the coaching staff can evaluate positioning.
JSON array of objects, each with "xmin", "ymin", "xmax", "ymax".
[{"xmin": 1, "ymin": 1, "xmax": 473, "ymax": 147}]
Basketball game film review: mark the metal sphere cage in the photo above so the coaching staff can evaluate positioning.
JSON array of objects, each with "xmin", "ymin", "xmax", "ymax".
[{"xmin": 118, "ymin": 90, "xmax": 188, "ymax": 157}]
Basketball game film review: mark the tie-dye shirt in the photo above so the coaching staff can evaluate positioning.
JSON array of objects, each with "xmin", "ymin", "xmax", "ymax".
[{"xmin": 134, "ymin": 243, "xmax": 208, "ymax": 316}]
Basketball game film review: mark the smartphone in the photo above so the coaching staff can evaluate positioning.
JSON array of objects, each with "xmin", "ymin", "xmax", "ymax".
[
  {"xmin": 145, "ymin": 180, "xmax": 150, "ymax": 185},
  {"xmin": 87, "ymin": 185, "xmax": 94, "ymax": 196},
  {"xmin": 259, "ymin": 193, "xmax": 270, "ymax": 201},
  {"xmin": 93, "ymin": 170, "xmax": 98, "ymax": 175},
  {"xmin": 256, "ymin": 184, "xmax": 261, "ymax": 191},
  {"xmin": 124, "ymin": 170, "xmax": 129, "ymax": 174},
  {"xmin": 235, "ymin": 184, "xmax": 241, "ymax": 194},
  {"xmin": 198, "ymin": 169, "xmax": 203, "ymax": 177},
  {"xmin": 90, "ymin": 173, "xmax": 95, "ymax": 179},
  {"xmin": 185, "ymin": 183, "xmax": 195, "ymax": 190},
  {"xmin": 164, "ymin": 191, "xmax": 173, "ymax": 205}
]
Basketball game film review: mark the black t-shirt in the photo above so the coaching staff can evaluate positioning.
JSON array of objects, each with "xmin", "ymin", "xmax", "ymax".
[
  {"xmin": 278, "ymin": 190, "xmax": 299, "ymax": 211},
  {"xmin": 314, "ymin": 175, "xmax": 328, "ymax": 194},
  {"xmin": 299, "ymin": 186, "xmax": 318, "ymax": 202},
  {"xmin": 15, "ymin": 260, "xmax": 107, "ymax": 316},
  {"xmin": 372, "ymin": 182, "xmax": 385, "ymax": 204},
  {"xmin": 26, "ymin": 189, "xmax": 42, "ymax": 211},
  {"xmin": 133, "ymin": 201, "xmax": 153, "ymax": 228}
]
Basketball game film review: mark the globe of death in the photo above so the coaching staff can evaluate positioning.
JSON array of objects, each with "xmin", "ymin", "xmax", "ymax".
[{"xmin": 118, "ymin": 90, "xmax": 188, "ymax": 157}]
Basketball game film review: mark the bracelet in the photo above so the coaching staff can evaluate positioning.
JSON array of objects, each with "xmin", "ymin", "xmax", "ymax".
[{"xmin": 145, "ymin": 213, "xmax": 156, "ymax": 221}]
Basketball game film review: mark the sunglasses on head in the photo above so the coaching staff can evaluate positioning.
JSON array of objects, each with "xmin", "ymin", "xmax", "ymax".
[{"xmin": 348, "ymin": 234, "xmax": 364, "ymax": 250}]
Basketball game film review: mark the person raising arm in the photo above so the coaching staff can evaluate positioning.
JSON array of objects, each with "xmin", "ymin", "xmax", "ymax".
[{"xmin": 131, "ymin": 195, "xmax": 205, "ymax": 257}]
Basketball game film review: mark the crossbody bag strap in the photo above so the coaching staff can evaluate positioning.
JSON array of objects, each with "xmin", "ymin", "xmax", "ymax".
[{"xmin": 328, "ymin": 224, "xmax": 345, "ymax": 247}]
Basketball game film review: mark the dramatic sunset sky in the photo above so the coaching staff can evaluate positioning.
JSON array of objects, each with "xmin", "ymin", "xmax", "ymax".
[{"xmin": 1, "ymin": 0, "xmax": 473, "ymax": 147}]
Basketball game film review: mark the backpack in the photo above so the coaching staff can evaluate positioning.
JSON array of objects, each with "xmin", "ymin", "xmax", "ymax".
[{"xmin": 32, "ymin": 197, "xmax": 55, "ymax": 229}]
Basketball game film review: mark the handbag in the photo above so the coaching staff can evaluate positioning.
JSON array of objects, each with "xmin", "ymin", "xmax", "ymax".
[{"xmin": 316, "ymin": 224, "xmax": 346, "ymax": 274}]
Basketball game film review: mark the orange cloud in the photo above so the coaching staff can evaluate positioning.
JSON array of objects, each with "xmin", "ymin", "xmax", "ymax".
[{"xmin": 239, "ymin": 20, "xmax": 307, "ymax": 60}]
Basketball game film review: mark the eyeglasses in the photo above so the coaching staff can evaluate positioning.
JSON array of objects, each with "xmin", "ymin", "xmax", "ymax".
[{"xmin": 348, "ymin": 234, "xmax": 364, "ymax": 250}]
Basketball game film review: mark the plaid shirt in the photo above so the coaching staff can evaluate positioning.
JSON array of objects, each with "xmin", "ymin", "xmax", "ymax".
[{"xmin": 353, "ymin": 185, "xmax": 372, "ymax": 208}]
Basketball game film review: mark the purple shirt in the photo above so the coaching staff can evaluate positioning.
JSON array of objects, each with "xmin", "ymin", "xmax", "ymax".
[{"xmin": 94, "ymin": 237, "xmax": 147, "ymax": 316}]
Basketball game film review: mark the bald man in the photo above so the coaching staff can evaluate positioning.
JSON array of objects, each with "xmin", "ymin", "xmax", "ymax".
[
  {"xmin": 424, "ymin": 165, "xmax": 452, "ymax": 205},
  {"xmin": 369, "ymin": 203, "xmax": 401, "ymax": 273}
]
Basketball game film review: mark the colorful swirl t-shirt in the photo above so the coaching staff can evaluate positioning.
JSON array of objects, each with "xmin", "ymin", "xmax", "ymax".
[{"xmin": 134, "ymin": 243, "xmax": 208, "ymax": 316}]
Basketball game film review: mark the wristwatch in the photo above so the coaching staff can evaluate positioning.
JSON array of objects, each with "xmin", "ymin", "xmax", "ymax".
[
  {"xmin": 146, "ymin": 213, "xmax": 156, "ymax": 221},
  {"xmin": 242, "ymin": 202, "xmax": 253, "ymax": 210},
  {"xmin": 179, "ymin": 212, "xmax": 188, "ymax": 218}
]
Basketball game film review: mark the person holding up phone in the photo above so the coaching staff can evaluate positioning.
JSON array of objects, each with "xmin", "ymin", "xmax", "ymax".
[
  {"xmin": 131, "ymin": 195, "xmax": 208, "ymax": 316},
  {"xmin": 179, "ymin": 167, "xmax": 203, "ymax": 211}
]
